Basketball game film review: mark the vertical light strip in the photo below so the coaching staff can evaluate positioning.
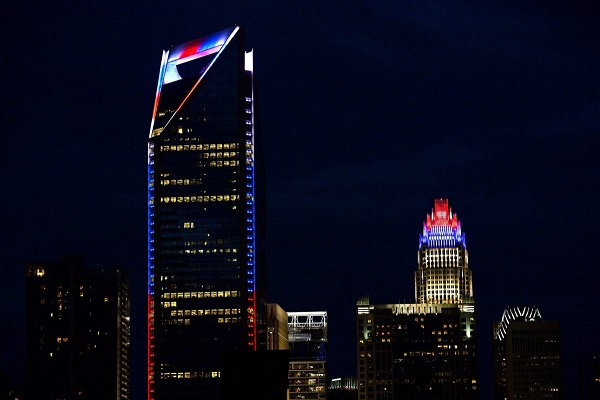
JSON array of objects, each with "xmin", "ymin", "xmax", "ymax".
[
  {"xmin": 147, "ymin": 49, "xmax": 163, "ymax": 396},
  {"xmin": 148, "ymin": 50, "xmax": 169, "ymax": 138},
  {"xmin": 147, "ymin": 141, "xmax": 155, "ymax": 400},
  {"xmin": 244, "ymin": 50, "xmax": 256, "ymax": 350}
]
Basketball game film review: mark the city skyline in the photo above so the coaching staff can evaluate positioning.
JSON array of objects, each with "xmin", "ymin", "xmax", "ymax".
[{"xmin": 3, "ymin": 1, "xmax": 600, "ymax": 399}]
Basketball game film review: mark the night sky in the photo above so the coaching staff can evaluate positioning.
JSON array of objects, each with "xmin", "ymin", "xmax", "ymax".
[{"xmin": 3, "ymin": 1, "xmax": 599, "ymax": 399}]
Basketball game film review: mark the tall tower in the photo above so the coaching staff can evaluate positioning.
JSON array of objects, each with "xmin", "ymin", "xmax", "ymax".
[
  {"xmin": 416, "ymin": 198, "xmax": 472, "ymax": 304},
  {"xmin": 147, "ymin": 26, "xmax": 266, "ymax": 400}
]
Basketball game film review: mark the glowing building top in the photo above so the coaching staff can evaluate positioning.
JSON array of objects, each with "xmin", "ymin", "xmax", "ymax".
[
  {"xmin": 419, "ymin": 198, "xmax": 466, "ymax": 250},
  {"xmin": 415, "ymin": 199, "xmax": 473, "ymax": 304},
  {"xmin": 495, "ymin": 306, "xmax": 543, "ymax": 341}
]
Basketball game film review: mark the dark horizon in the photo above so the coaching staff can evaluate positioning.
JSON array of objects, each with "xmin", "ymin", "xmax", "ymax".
[{"xmin": 3, "ymin": 1, "xmax": 600, "ymax": 399}]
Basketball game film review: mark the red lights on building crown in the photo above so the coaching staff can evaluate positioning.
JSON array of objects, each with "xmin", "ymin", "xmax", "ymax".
[{"xmin": 426, "ymin": 198, "xmax": 458, "ymax": 230}]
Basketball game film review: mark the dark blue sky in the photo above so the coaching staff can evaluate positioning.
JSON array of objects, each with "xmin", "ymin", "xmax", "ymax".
[{"xmin": 2, "ymin": 1, "xmax": 599, "ymax": 398}]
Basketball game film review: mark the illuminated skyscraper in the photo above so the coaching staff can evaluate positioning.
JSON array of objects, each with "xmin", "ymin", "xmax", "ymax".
[
  {"xmin": 357, "ymin": 199, "xmax": 477, "ymax": 400},
  {"xmin": 493, "ymin": 306, "xmax": 562, "ymax": 400},
  {"xmin": 416, "ymin": 198, "xmax": 472, "ymax": 304},
  {"xmin": 147, "ymin": 26, "xmax": 266, "ymax": 400}
]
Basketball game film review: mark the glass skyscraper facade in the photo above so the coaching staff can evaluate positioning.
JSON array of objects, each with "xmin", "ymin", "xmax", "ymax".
[{"xmin": 147, "ymin": 26, "xmax": 266, "ymax": 400}]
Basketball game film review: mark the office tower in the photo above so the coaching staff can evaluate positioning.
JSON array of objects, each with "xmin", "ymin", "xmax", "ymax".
[
  {"xmin": 268, "ymin": 303, "xmax": 289, "ymax": 350},
  {"xmin": 356, "ymin": 199, "xmax": 477, "ymax": 400},
  {"xmin": 25, "ymin": 259, "xmax": 130, "ymax": 400},
  {"xmin": 147, "ymin": 26, "xmax": 266, "ymax": 400},
  {"xmin": 493, "ymin": 306, "xmax": 562, "ymax": 400},
  {"xmin": 288, "ymin": 311, "xmax": 328, "ymax": 399}
]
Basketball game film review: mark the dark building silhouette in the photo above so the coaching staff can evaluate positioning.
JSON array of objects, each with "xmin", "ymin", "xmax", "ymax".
[
  {"xmin": 219, "ymin": 350, "xmax": 290, "ymax": 400},
  {"xmin": 593, "ymin": 356, "xmax": 600, "ymax": 400},
  {"xmin": 25, "ymin": 258, "xmax": 130, "ymax": 400},
  {"xmin": 493, "ymin": 306, "xmax": 562, "ymax": 400},
  {"xmin": 0, "ymin": 372, "xmax": 24, "ymax": 400},
  {"xmin": 357, "ymin": 199, "xmax": 478, "ymax": 400},
  {"xmin": 147, "ymin": 26, "xmax": 266, "ymax": 400},
  {"xmin": 589, "ymin": 357, "xmax": 600, "ymax": 400}
]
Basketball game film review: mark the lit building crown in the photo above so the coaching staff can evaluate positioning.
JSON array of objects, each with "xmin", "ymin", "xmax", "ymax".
[
  {"xmin": 419, "ymin": 198, "xmax": 466, "ymax": 250},
  {"xmin": 495, "ymin": 306, "xmax": 543, "ymax": 341}
]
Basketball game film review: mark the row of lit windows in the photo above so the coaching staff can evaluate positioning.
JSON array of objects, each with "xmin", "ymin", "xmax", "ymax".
[
  {"xmin": 160, "ymin": 249, "xmax": 238, "ymax": 256},
  {"xmin": 199, "ymin": 152, "xmax": 239, "ymax": 159},
  {"xmin": 424, "ymin": 248, "xmax": 460, "ymax": 255},
  {"xmin": 160, "ymin": 194, "xmax": 240, "ymax": 203},
  {"xmin": 160, "ymin": 143, "xmax": 239, "ymax": 151},
  {"xmin": 162, "ymin": 291, "xmax": 239, "ymax": 299},
  {"xmin": 426, "ymin": 271, "xmax": 463, "ymax": 276},
  {"xmin": 169, "ymin": 308, "xmax": 240, "ymax": 317},
  {"xmin": 162, "ymin": 317, "xmax": 241, "ymax": 325},
  {"xmin": 423, "ymin": 259, "xmax": 462, "ymax": 267},
  {"xmin": 198, "ymin": 160, "xmax": 240, "ymax": 167},
  {"xmin": 184, "ymin": 249, "xmax": 237, "ymax": 256},
  {"xmin": 185, "ymin": 241, "xmax": 237, "ymax": 250},
  {"xmin": 424, "ymin": 283, "xmax": 467, "ymax": 288},
  {"xmin": 161, "ymin": 179, "xmax": 202, "ymax": 186},
  {"xmin": 161, "ymin": 371, "xmax": 220, "ymax": 379},
  {"xmin": 427, "ymin": 292, "xmax": 460, "ymax": 297}
]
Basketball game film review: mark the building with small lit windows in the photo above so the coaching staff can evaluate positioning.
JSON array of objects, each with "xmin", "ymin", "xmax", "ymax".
[
  {"xmin": 25, "ymin": 257, "xmax": 130, "ymax": 400},
  {"xmin": 493, "ymin": 306, "xmax": 562, "ymax": 400},
  {"xmin": 357, "ymin": 199, "xmax": 478, "ymax": 400},
  {"xmin": 328, "ymin": 377, "xmax": 357, "ymax": 400},
  {"xmin": 288, "ymin": 312, "xmax": 328, "ymax": 399},
  {"xmin": 147, "ymin": 26, "xmax": 266, "ymax": 400}
]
